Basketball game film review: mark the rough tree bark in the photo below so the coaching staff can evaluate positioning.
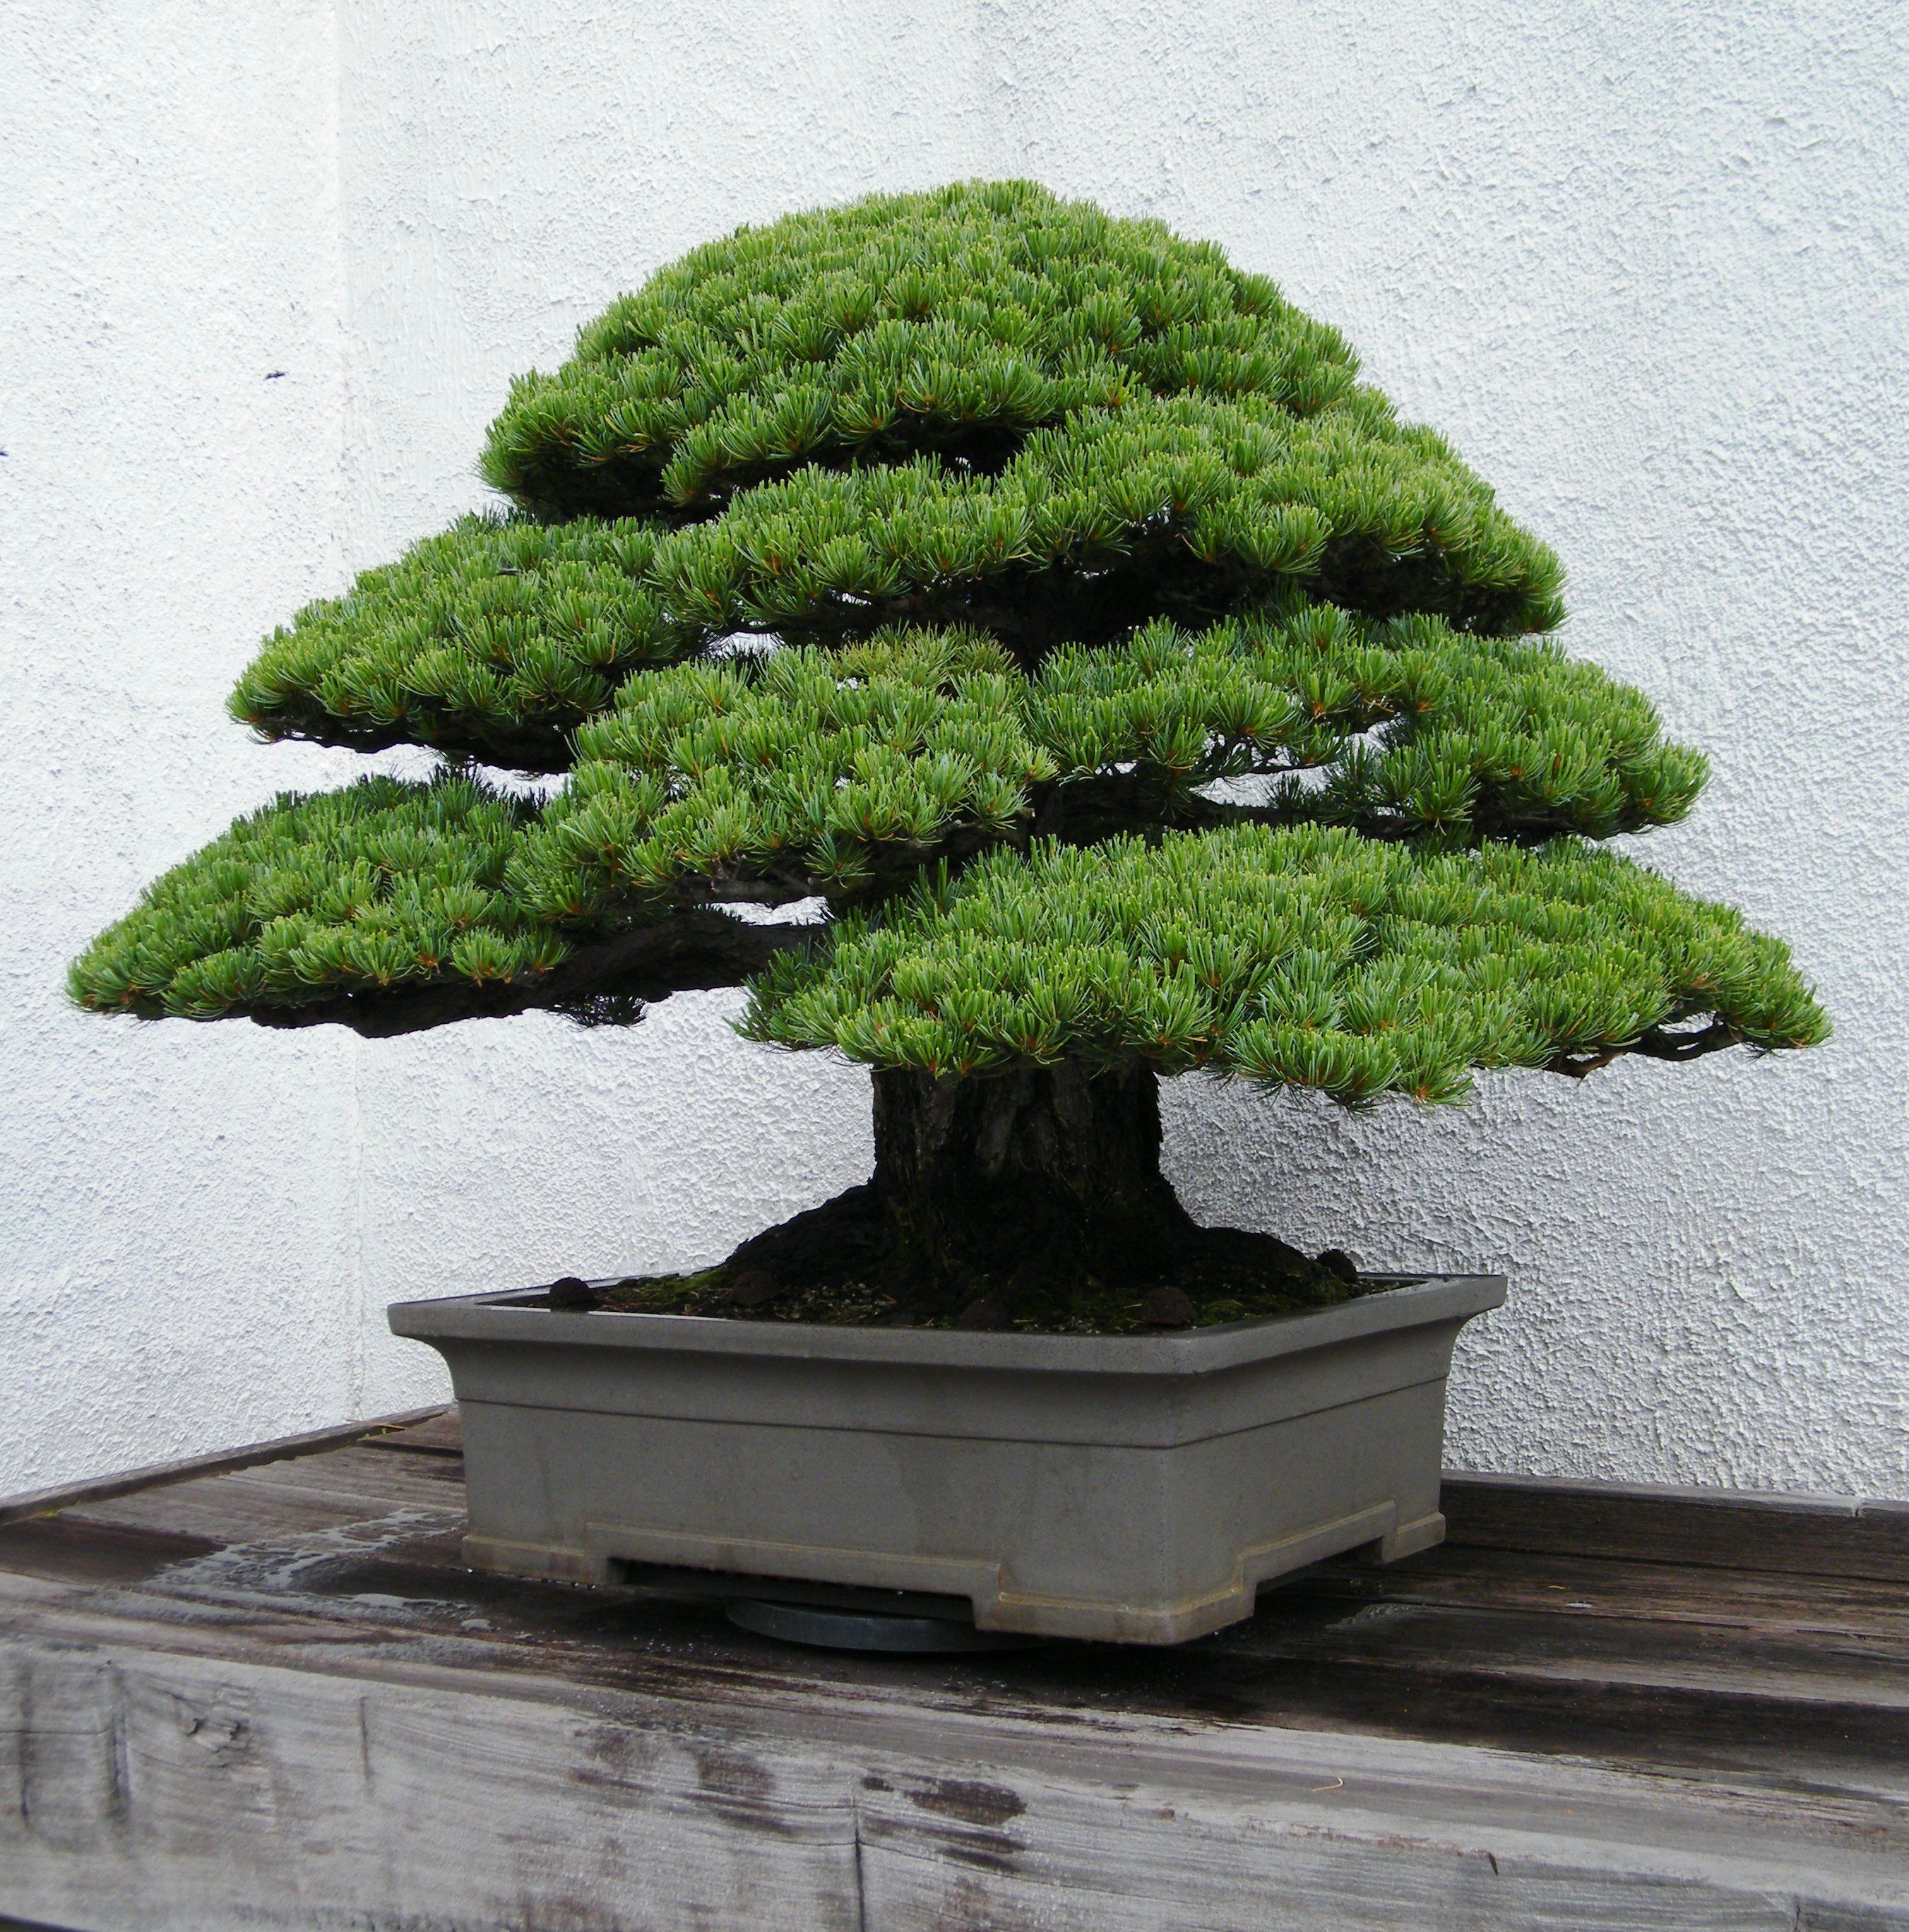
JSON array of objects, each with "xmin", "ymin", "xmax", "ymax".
[{"xmin": 870, "ymin": 1063, "xmax": 1188, "ymax": 1292}]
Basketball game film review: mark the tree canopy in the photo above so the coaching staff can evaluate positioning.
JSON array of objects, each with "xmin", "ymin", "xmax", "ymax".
[{"xmin": 73, "ymin": 181, "xmax": 1827, "ymax": 1103}]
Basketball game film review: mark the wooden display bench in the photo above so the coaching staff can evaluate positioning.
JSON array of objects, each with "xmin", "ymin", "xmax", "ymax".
[{"xmin": 2, "ymin": 1409, "xmax": 1905, "ymax": 1930}]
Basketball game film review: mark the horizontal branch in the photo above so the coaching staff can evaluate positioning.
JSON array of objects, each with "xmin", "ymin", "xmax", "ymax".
[
  {"xmin": 1545, "ymin": 1018, "xmax": 1742, "ymax": 1080},
  {"xmin": 246, "ymin": 713, "xmax": 583, "ymax": 776},
  {"xmin": 244, "ymin": 910, "xmax": 817, "ymax": 1040}
]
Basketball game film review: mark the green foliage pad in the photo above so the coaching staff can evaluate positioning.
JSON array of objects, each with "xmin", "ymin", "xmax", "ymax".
[
  {"xmin": 481, "ymin": 178, "xmax": 1361, "ymax": 520},
  {"xmin": 70, "ymin": 777, "xmax": 561, "ymax": 1020},
  {"xmin": 744, "ymin": 826, "xmax": 1827, "ymax": 1095},
  {"xmin": 230, "ymin": 515, "xmax": 697, "ymax": 771}
]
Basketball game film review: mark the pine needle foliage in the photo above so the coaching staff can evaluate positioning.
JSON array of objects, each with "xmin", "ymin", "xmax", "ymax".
[
  {"xmin": 230, "ymin": 186, "xmax": 1562, "ymax": 765},
  {"xmin": 641, "ymin": 388, "xmax": 1564, "ymax": 655},
  {"xmin": 229, "ymin": 513, "xmax": 697, "ymax": 770},
  {"xmin": 742, "ymin": 827, "xmax": 1828, "ymax": 1095},
  {"xmin": 70, "ymin": 777, "xmax": 559, "ymax": 1020},
  {"xmin": 74, "ymin": 179, "xmax": 1825, "ymax": 1126},
  {"xmin": 510, "ymin": 600, "xmax": 1706, "ymax": 929},
  {"xmin": 515, "ymin": 627, "xmax": 1049, "ymax": 917},
  {"xmin": 481, "ymin": 179, "xmax": 1360, "ymax": 520}
]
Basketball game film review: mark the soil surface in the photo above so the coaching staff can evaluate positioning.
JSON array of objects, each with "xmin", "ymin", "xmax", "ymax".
[{"xmin": 548, "ymin": 1229, "xmax": 1381, "ymax": 1335}]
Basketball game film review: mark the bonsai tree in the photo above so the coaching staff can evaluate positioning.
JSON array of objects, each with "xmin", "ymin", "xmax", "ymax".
[{"xmin": 73, "ymin": 181, "xmax": 1827, "ymax": 1332}]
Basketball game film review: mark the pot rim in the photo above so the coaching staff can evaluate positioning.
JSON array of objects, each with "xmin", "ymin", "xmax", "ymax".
[{"xmin": 388, "ymin": 1272, "xmax": 1507, "ymax": 1377}]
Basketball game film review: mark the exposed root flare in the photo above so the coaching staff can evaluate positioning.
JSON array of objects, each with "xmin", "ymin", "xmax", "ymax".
[{"xmin": 592, "ymin": 1063, "xmax": 1364, "ymax": 1334}]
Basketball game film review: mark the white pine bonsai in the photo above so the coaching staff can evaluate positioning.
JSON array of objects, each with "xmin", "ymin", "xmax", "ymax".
[{"xmin": 73, "ymin": 183, "xmax": 1827, "ymax": 1331}]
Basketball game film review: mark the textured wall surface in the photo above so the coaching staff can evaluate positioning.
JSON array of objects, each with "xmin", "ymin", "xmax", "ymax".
[
  {"xmin": 1, "ymin": 0, "xmax": 365, "ymax": 1492},
  {"xmin": 4, "ymin": 0, "xmax": 1903, "ymax": 1496}
]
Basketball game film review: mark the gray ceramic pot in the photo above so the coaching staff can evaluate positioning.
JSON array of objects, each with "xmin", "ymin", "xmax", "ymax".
[{"xmin": 389, "ymin": 1274, "xmax": 1504, "ymax": 1645}]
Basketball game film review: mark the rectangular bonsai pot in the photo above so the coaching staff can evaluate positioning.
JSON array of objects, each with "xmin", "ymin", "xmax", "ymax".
[{"xmin": 388, "ymin": 1275, "xmax": 1505, "ymax": 1645}]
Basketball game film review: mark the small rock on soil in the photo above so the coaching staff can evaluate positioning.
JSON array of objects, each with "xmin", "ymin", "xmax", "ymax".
[{"xmin": 1137, "ymin": 1285, "xmax": 1197, "ymax": 1328}]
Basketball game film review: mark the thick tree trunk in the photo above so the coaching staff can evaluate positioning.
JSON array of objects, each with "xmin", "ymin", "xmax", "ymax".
[
  {"xmin": 722, "ymin": 1060, "xmax": 1338, "ymax": 1327},
  {"xmin": 869, "ymin": 1063, "xmax": 1192, "ymax": 1304}
]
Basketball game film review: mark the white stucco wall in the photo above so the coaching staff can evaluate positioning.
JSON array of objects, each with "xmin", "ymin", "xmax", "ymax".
[{"xmin": 3, "ymin": 0, "xmax": 1903, "ymax": 1497}]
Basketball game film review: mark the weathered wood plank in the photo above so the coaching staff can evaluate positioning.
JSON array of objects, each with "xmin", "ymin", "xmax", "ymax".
[
  {"xmin": 59, "ymin": 1477, "xmax": 427, "ymax": 1546},
  {"xmin": 56, "ymin": 1450, "xmax": 465, "ymax": 1547},
  {"xmin": 1228, "ymin": 1581, "xmax": 1909, "ymax": 1707},
  {"xmin": 3, "ymin": 1427, "xmax": 1906, "ymax": 1930},
  {"xmin": 0, "ymin": 1515, "xmax": 222, "ymax": 1591},
  {"xmin": 1443, "ymin": 1472, "xmax": 1909, "ymax": 1582},
  {"xmin": 0, "ymin": 1638, "xmax": 863, "ymax": 1932},
  {"xmin": 2, "ymin": 1535, "xmax": 1901, "ymax": 1823},
  {"xmin": 1301, "ymin": 1542, "xmax": 1909, "ymax": 1642},
  {"xmin": 220, "ymin": 1443, "xmax": 469, "ymax": 1505},
  {"xmin": 1, "ymin": 1619, "xmax": 1904, "ymax": 1932},
  {"xmin": 855, "ymin": 1780, "xmax": 1836, "ymax": 1932},
  {"xmin": 6, "ymin": 1455, "xmax": 1905, "ymax": 1796},
  {"xmin": 0, "ymin": 1408, "xmax": 446, "ymax": 1530}
]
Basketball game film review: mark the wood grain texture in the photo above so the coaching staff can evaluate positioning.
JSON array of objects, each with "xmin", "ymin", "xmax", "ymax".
[
  {"xmin": 1443, "ymin": 1472, "xmax": 1909, "ymax": 1582},
  {"xmin": 0, "ymin": 1422, "xmax": 1904, "ymax": 1931},
  {"xmin": 0, "ymin": 1407, "xmax": 447, "ymax": 1530}
]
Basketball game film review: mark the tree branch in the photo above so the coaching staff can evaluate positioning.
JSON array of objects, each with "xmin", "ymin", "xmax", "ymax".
[
  {"xmin": 244, "ymin": 909, "xmax": 817, "ymax": 1039},
  {"xmin": 1545, "ymin": 1018, "xmax": 1741, "ymax": 1080},
  {"xmin": 1628, "ymin": 1019, "xmax": 1745, "ymax": 1063},
  {"xmin": 249, "ymin": 712, "xmax": 579, "ymax": 774}
]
